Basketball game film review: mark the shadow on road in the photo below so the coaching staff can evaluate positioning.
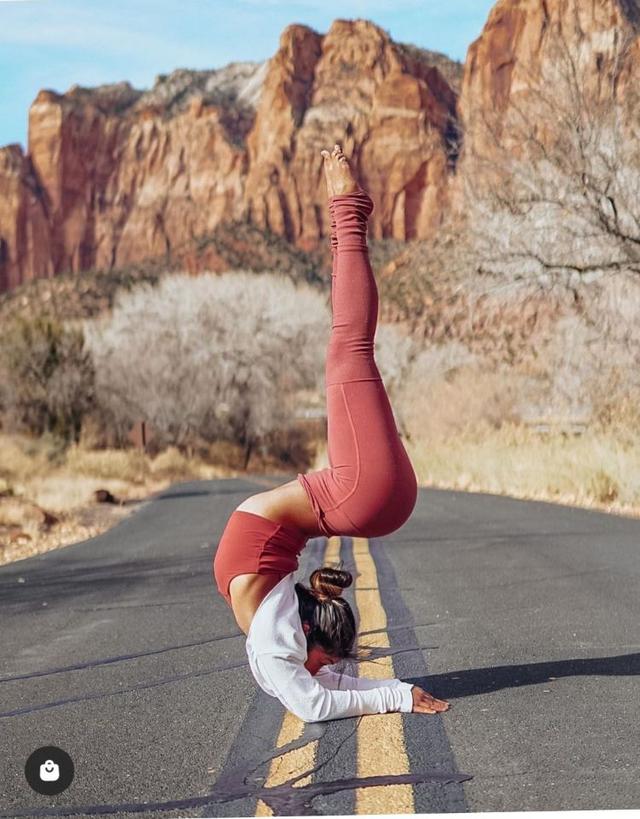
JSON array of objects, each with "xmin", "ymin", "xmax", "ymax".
[{"xmin": 409, "ymin": 652, "xmax": 640, "ymax": 700}]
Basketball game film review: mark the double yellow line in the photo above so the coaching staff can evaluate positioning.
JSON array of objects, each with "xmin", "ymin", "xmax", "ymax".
[{"xmin": 256, "ymin": 536, "xmax": 414, "ymax": 815}]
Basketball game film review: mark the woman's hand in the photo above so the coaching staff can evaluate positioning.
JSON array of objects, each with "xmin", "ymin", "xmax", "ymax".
[{"xmin": 411, "ymin": 685, "xmax": 450, "ymax": 714}]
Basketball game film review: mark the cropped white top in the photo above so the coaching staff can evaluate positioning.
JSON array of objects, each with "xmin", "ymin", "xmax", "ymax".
[{"xmin": 245, "ymin": 573, "xmax": 414, "ymax": 722}]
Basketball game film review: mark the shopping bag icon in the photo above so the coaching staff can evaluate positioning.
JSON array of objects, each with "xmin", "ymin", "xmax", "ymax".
[{"xmin": 39, "ymin": 760, "xmax": 60, "ymax": 781}]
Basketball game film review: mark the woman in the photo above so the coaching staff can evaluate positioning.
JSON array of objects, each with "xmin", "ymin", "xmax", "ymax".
[{"xmin": 213, "ymin": 143, "xmax": 449, "ymax": 723}]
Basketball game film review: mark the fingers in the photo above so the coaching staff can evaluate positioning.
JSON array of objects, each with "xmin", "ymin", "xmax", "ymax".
[
  {"xmin": 414, "ymin": 697, "xmax": 440, "ymax": 714},
  {"xmin": 412, "ymin": 686, "xmax": 450, "ymax": 715},
  {"xmin": 426, "ymin": 696, "xmax": 449, "ymax": 712},
  {"xmin": 414, "ymin": 704, "xmax": 438, "ymax": 714},
  {"xmin": 418, "ymin": 697, "xmax": 446, "ymax": 712}
]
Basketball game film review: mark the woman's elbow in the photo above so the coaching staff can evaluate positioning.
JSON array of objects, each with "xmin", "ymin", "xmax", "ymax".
[
  {"xmin": 288, "ymin": 698, "xmax": 330, "ymax": 723},
  {"xmin": 293, "ymin": 705, "xmax": 325, "ymax": 723}
]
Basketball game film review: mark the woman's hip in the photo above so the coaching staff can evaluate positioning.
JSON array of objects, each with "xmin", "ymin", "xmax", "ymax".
[{"xmin": 299, "ymin": 449, "xmax": 418, "ymax": 538}]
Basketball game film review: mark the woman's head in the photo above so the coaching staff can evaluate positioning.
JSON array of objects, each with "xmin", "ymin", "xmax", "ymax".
[{"xmin": 295, "ymin": 566, "xmax": 357, "ymax": 670}]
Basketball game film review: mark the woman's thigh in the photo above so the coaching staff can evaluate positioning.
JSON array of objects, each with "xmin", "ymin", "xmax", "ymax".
[
  {"xmin": 308, "ymin": 379, "xmax": 418, "ymax": 535},
  {"xmin": 327, "ymin": 380, "xmax": 404, "ymax": 481}
]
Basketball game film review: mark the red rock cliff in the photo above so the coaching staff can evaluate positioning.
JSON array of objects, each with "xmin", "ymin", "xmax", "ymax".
[
  {"xmin": 0, "ymin": 18, "xmax": 460, "ymax": 293},
  {"xmin": 4, "ymin": 2, "xmax": 638, "ymax": 296},
  {"xmin": 453, "ymin": 0, "xmax": 640, "ymax": 210}
]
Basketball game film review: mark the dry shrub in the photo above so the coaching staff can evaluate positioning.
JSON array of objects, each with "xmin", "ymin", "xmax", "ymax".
[
  {"xmin": 394, "ymin": 329, "xmax": 640, "ymax": 514},
  {"xmin": 148, "ymin": 446, "xmax": 232, "ymax": 481},
  {"xmin": 64, "ymin": 444, "xmax": 149, "ymax": 483},
  {"xmin": 260, "ymin": 424, "xmax": 316, "ymax": 470},
  {"xmin": 0, "ymin": 497, "xmax": 53, "ymax": 535},
  {"xmin": 406, "ymin": 420, "xmax": 640, "ymax": 513},
  {"xmin": 0, "ymin": 432, "xmax": 63, "ymax": 483},
  {"xmin": 77, "ymin": 410, "xmax": 124, "ymax": 450},
  {"xmin": 149, "ymin": 447, "xmax": 196, "ymax": 480},
  {"xmin": 398, "ymin": 361, "xmax": 526, "ymax": 443},
  {"xmin": 204, "ymin": 440, "xmax": 246, "ymax": 470},
  {"xmin": 588, "ymin": 366, "xmax": 640, "ymax": 437},
  {"xmin": 588, "ymin": 468, "xmax": 620, "ymax": 504},
  {"xmin": 23, "ymin": 474, "xmax": 130, "ymax": 514},
  {"xmin": 0, "ymin": 315, "xmax": 95, "ymax": 443}
]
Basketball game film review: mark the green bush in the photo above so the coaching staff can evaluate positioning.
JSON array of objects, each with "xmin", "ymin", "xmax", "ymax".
[{"xmin": 0, "ymin": 316, "xmax": 95, "ymax": 444}]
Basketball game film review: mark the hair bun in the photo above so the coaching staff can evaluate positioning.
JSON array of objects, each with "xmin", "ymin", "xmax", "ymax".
[{"xmin": 309, "ymin": 566, "xmax": 353, "ymax": 600}]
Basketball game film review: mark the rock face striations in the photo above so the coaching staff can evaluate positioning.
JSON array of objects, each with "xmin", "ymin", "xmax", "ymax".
[
  {"xmin": 4, "ymin": 65, "xmax": 264, "ymax": 293},
  {"xmin": 452, "ymin": 0, "xmax": 640, "ymax": 208},
  {"xmin": 0, "ymin": 19, "xmax": 460, "ymax": 293},
  {"xmin": 2, "ymin": 1, "xmax": 640, "ymax": 294}
]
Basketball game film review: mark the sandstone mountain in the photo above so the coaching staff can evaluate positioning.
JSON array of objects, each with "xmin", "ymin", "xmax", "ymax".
[
  {"xmin": 451, "ymin": 0, "xmax": 640, "ymax": 213},
  {"xmin": 1, "ymin": 0, "xmax": 639, "ymax": 300},
  {"xmin": 0, "ymin": 19, "xmax": 461, "ymax": 294}
]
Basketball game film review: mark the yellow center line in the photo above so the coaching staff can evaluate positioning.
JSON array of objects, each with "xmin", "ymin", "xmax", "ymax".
[
  {"xmin": 353, "ymin": 536, "xmax": 414, "ymax": 815},
  {"xmin": 255, "ymin": 536, "xmax": 341, "ymax": 815}
]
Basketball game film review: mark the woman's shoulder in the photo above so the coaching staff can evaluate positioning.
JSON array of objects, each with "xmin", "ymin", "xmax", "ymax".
[
  {"xmin": 230, "ymin": 572, "xmax": 288, "ymax": 634},
  {"xmin": 245, "ymin": 573, "xmax": 306, "ymax": 656}
]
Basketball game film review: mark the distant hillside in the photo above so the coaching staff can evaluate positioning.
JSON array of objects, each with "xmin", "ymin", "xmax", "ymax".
[{"xmin": 0, "ymin": 218, "xmax": 326, "ymax": 326}]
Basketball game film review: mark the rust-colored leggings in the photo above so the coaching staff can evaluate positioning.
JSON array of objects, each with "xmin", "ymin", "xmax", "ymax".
[{"xmin": 297, "ymin": 187, "xmax": 417, "ymax": 538}]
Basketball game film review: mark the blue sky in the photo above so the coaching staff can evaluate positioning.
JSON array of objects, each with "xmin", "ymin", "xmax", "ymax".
[{"xmin": 0, "ymin": 0, "xmax": 496, "ymax": 149}]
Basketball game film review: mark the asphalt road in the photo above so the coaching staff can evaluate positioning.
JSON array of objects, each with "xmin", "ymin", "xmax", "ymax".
[{"xmin": 1, "ymin": 477, "xmax": 639, "ymax": 817}]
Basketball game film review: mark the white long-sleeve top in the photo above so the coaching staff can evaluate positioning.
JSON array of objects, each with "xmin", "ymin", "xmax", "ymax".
[{"xmin": 245, "ymin": 573, "xmax": 414, "ymax": 722}]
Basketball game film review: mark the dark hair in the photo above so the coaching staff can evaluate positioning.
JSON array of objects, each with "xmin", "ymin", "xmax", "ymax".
[{"xmin": 294, "ymin": 566, "xmax": 357, "ymax": 661}]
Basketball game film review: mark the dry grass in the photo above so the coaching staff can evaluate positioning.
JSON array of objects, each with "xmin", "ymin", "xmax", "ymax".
[
  {"xmin": 406, "ymin": 421, "xmax": 640, "ymax": 516},
  {"xmin": 396, "ymin": 365, "xmax": 640, "ymax": 518},
  {"xmin": 0, "ymin": 501, "xmax": 145, "ymax": 568},
  {"xmin": 2, "ymin": 371, "xmax": 639, "ymax": 570},
  {"xmin": 63, "ymin": 446, "xmax": 150, "ymax": 483},
  {"xmin": 0, "ymin": 435, "xmax": 240, "ymax": 507},
  {"xmin": 147, "ymin": 445, "xmax": 236, "ymax": 481},
  {"xmin": 0, "ymin": 433, "xmax": 244, "ymax": 566}
]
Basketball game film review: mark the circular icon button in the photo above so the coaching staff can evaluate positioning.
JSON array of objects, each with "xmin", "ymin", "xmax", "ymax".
[{"xmin": 25, "ymin": 746, "xmax": 74, "ymax": 795}]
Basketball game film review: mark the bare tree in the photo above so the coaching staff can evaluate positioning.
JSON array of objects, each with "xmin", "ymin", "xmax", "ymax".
[
  {"xmin": 83, "ymin": 271, "xmax": 329, "ymax": 462},
  {"xmin": 461, "ymin": 18, "xmax": 640, "ymax": 286},
  {"xmin": 453, "ymin": 15, "xmax": 640, "ymax": 418}
]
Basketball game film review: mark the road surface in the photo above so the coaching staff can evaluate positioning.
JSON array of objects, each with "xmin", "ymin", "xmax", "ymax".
[{"xmin": 1, "ymin": 477, "xmax": 639, "ymax": 816}]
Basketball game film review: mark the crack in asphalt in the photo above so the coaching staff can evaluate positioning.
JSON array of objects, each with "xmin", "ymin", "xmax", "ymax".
[{"xmin": 0, "ymin": 633, "xmax": 244, "ymax": 685}]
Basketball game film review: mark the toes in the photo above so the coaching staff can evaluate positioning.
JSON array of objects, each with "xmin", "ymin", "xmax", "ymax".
[{"xmin": 321, "ymin": 149, "xmax": 330, "ymax": 160}]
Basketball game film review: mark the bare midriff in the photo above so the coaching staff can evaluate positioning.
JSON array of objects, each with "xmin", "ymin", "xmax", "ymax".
[{"xmin": 228, "ymin": 478, "xmax": 318, "ymax": 634}]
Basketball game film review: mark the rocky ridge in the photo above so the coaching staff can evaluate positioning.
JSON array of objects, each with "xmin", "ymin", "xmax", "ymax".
[{"xmin": 0, "ymin": 19, "xmax": 461, "ymax": 293}]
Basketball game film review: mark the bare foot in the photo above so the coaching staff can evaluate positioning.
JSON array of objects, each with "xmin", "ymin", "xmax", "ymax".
[
  {"xmin": 320, "ymin": 147, "xmax": 335, "ymax": 198},
  {"xmin": 320, "ymin": 143, "xmax": 360, "ymax": 198}
]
